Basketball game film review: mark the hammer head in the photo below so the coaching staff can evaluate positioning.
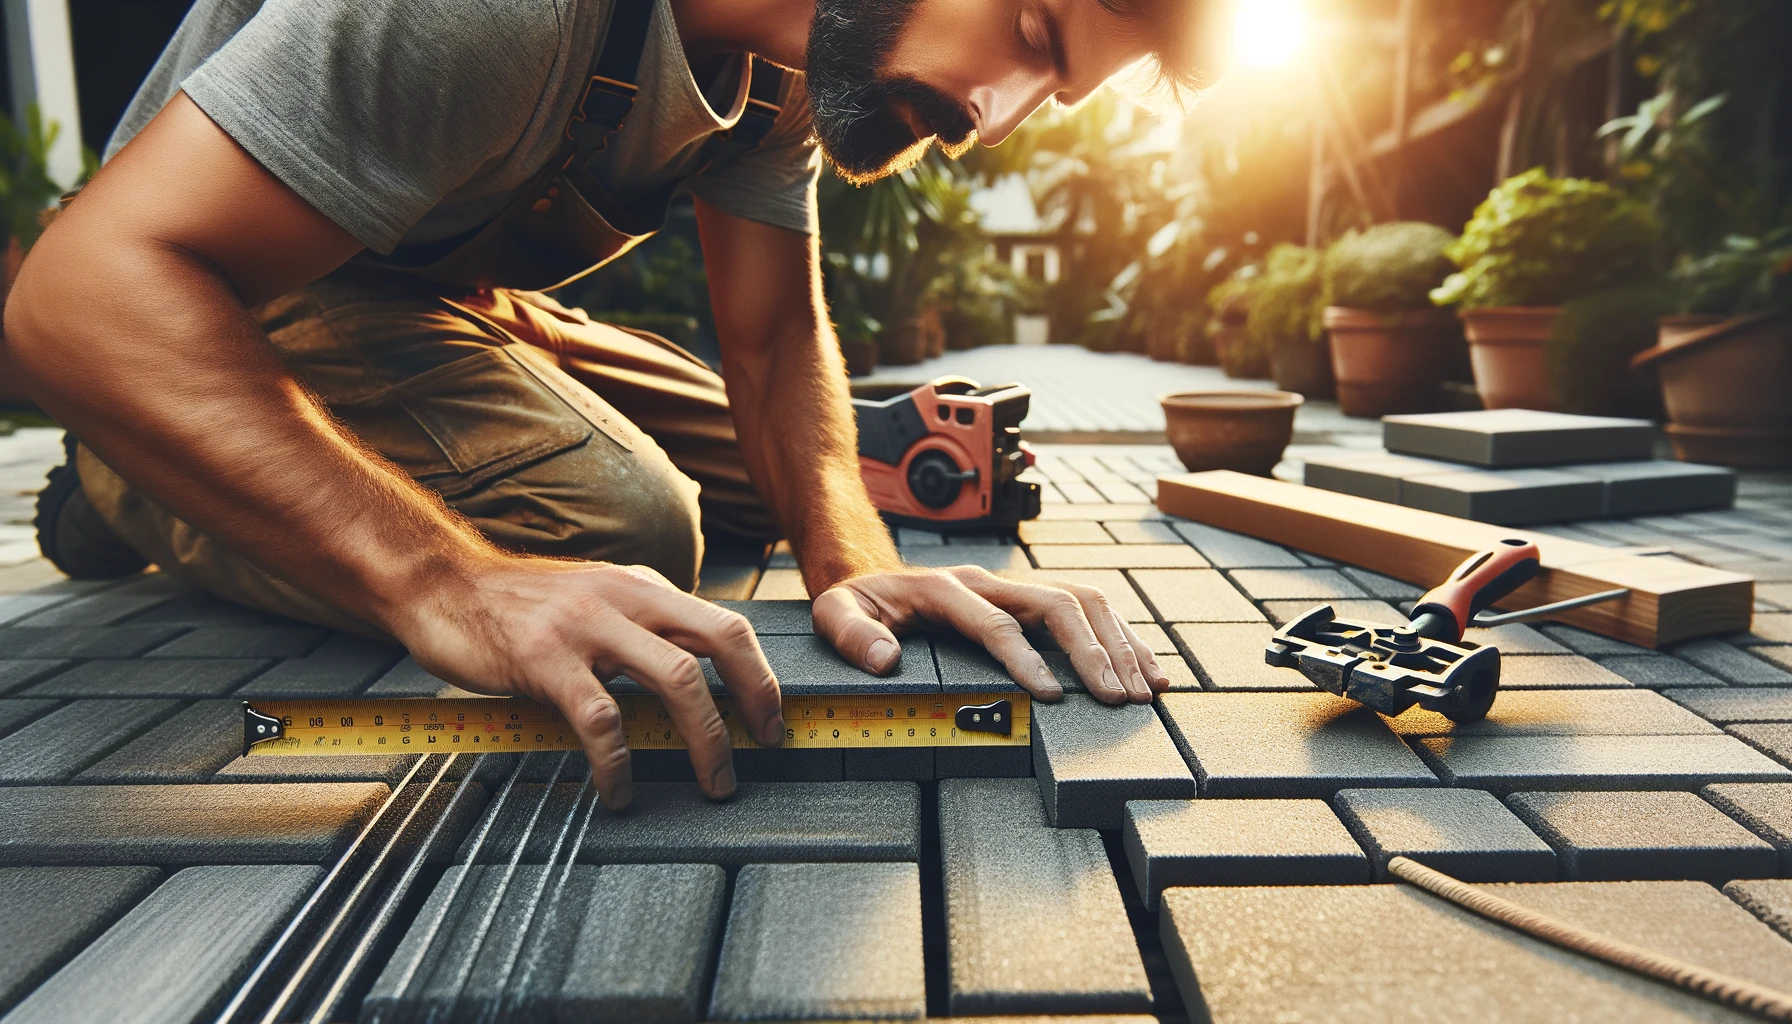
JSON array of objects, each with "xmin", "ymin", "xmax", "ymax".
[{"xmin": 1265, "ymin": 605, "xmax": 1501, "ymax": 722}]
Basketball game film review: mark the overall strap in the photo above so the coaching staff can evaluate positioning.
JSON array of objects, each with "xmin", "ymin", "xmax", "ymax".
[
  {"xmin": 565, "ymin": 0, "xmax": 656, "ymax": 172},
  {"xmin": 701, "ymin": 58, "xmax": 786, "ymax": 170}
]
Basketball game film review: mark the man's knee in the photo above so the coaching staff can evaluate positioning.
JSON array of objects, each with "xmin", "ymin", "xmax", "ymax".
[{"xmin": 574, "ymin": 467, "xmax": 704, "ymax": 591}]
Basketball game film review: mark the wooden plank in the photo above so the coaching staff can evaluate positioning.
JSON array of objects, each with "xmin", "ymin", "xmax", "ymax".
[{"xmin": 1155, "ymin": 471, "xmax": 1752, "ymax": 649}]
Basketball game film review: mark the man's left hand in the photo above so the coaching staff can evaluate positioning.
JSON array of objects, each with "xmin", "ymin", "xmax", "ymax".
[{"xmin": 811, "ymin": 566, "xmax": 1170, "ymax": 704}]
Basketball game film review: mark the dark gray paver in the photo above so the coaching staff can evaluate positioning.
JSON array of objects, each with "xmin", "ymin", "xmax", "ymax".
[
  {"xmin": 1381, "ymin": 409, "xmax": 1655, "ymax": 466},
  {"xmin": 1674, "ymin": 639, "xmax": 1792, "ymax": 685},
  {"xmin": 1123, "ymin": 798, "xmax": 1367, "ymax": 907},
  {"xmin": 0, "ymin": 661, "xmax": 69, "ymax": 696},
  {"xmin": 1167, "ymin": 520, "xmax": 1303, "ymax": 568},
  {"xmin": 1495, "ymin": 656, "xmax": 1633, "ymax": 689},
  {"xmin": 1162, "ymin": 880, "xmax": 1792, "ymax": 1023},
  {"xmin": 715, "ymin": 598, "xmax": 814, "ymax": 635},
  {"xmin": 363, "ymin": 657, "xmax": 484, "ymax": 698},
  {"xmin": 1564, "ymin": 460, "xmax": 1738, "ymax": 516},
  {"xmin": 1260, "ymin": 598, "xmax": 1406, "ymax": 627},
  {"xmin": 0, "ymin": 626, "xmax": 185, "ymax": 659},
  {"xmin": 123, "ymin": 591, "xmax": 273, "ymax": 627},
  {"xmin": 1538, "ymin": 623, "xmax": 1652, "ymax": 657},
  {"xmin": 1729, "ymin": 723, "xmax": 1792, "ymax": 767},
  {"xmin": 1174, "ymin": 621, "xmax": 1312, "ymax": 691},
  {"xmin": 931, "ymin": 631, "xmax": 1022, "ymax": 694},
  {"xmin": 1381, "ymin": 689, "xmax": 1719, "ymax": 737},
  {"xmin": 1702, "ymin": 782, "xmax": 1792, "ymax": 873},
  {"xmin": 934, "ymin": 742, "xmax": 1033, "ymax": 778},
  {"xmin": 234, "ymin": 633, "xmax": 404, "ymax": 698},
  {"xmin": 1507, "ymin": 790, "xmax": 1777, "ymax": 882},
  {"xmin": 459, "ymin": 781, "xmax": 919, "ymax": 865},
  {"xmin": 631, "ymin": 746, "xmax": 844, "ymax": 783},
  {"xmin": 1129, "ymin": 569, "xmax": 1263, "ymax": 623},
  {"xmin": 0, "ymin": 782, "xmax": 389, "ymax": 865},
  {"xmin": 1401, "ymin": 468, "xmax": 1605, "ymax": 524},
  {"xmin": 1602, "ymin": 654, "xmax": 1727, "ymax": 689},
  {"xmin": 1725, "ymin": 879, "xmax": 1792, "ymax": 942},
  {"xmin": 1461, "ymin": 623, "xmax": 1570, "ymax": 655},
  {"xmin": 1338, "ymin": 566, "xmax": 1424, "ymax": 601},
  {"xmin": 0, "ymin": 700, "xmax": 57, "ymax": 739},
  {"xmin": 23, "ymin": 659, "xmax": 271, "ymax": 698},
  {"xmin": 1227, "ymin": 568, "xmax": 1368, "ymax": 602},
  {"xmin": 1665, "ymin": 688, "xmax": 1792, "ymax": 725},
  {"xmin": 1158, "ymin": 692, "xmax": 1437, "ymax": 798},
  {"xmin": 1413, "ymin": 734, "xmax": 1792, "ymax": 792},
  {"xmin": 708, "ymin": 862, "xmax": 924, "ymax": 1022},
  {"xmin": 0, "ymin": 594, "xmax": 70, "ymax": 627},
  {"xmin": 75, "ymin": 701, "xmax": 243, "ymax": 784},
  {"xmin": 843, "ymin": 747, "xmax": 935, "ymax": 781},
  {"xmin": 1333, "ymin": 788, "xmax": 1556, "ymax": 882},
  {"xmin": 211, "ymin": 753, "xmax": 421, "ymax": 786},
  {"xmin": 0, "ymin": 699, "xmax": 181, "ymax": 784},
  {"xmin": 1030, "ymin": 544, "xmax": 1207, "ymax": 570},
  {"xmin": 7, "ymin": 575, "xmax": 184, "ymax": 627},
  {"xmin": 1032, "ymin": 694, "xmax": 1196, "ymax": 827},
  {"xmin": 940, "ymin": 778, "xmax": 1150, "ymax": 1016},
  {"xmin": 759, "ymin": 634, "xmax": 938, "ymax": 694},
  {"xmin": 1300, "ymin": 449, "xmax": 1451, "ymax": 503},
  {"xmin": 559, "ymin": 864, "xmax": 728, "ymax": 1022},
  {"xmin": 0, "ymin": 867, "xmax": 163, "ymax": 1012},
  {"xmin": 0, "ymin": 864, "xmax": 320, "ymax": 1024},
  {"xmin": 144, "ymin": 625, "xmax": 327, "ymax": 659}
]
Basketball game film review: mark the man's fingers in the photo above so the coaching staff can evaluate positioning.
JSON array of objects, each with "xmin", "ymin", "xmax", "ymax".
[
  {"xmin": 951, "ymin": 569, "xmax": 1125, "ymax": 703},
  {"xmin": 813, "ymin": 586, "xmax": 903, "ymax": 675},
  {"xmin": 616, "ymin": 577, "xmax": 784, "ymax": 748},
  {"xmin": 886, "ymin": 574, "xmax": 1062, "ymax": 701},
  {"xmin": 533, "ymin": 661, "xmax": 634, "ymax": 810},
  {"xmin": 595, "ymin": 619, "xmax": 737, "ymax": 802},
  {"xmin": 1114, "ymin": 614, "xmax": 1172, "ymax": 692}
]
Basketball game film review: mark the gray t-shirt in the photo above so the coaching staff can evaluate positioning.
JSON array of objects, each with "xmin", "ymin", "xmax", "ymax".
[{"xmin": 107, "ymin": 0, "xmax": 821, "ymax": 254}]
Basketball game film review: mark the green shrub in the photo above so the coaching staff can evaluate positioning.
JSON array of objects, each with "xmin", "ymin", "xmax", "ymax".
[
  {"xmin": 1206, "ymin": 262, "xmax": 1260, "ymax": 321},
  {"xmin": 1324, "ymin": 222, "xmax": 1456, "ymax": 313},
  {"xmin": 1432, "ymin": 168, "xmax": 1663, "ymax": 309},
  {"xmin": 1669, "ymin": 228, "xmax": 1792, "ymax": 314},
  {"xmin": 1246, "ymin": 244, "xmax": 1325, "ymax": 347},
  {"xmin": 1546, "ymin": 287, "xmax": 1673, "ymax": 418}
]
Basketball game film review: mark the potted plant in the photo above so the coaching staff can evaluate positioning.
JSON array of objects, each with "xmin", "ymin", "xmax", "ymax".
[
  {"xmin": 1207, "ymin": 264, "xmax": 1270, "ymax": 379},
  {"xmin": 1246, "ymin": 244, "xmax": 1333, "ymax": 398},
  {"xmin": 1629, "ymin": 229, "xmax": 1792, "ymax": 467},
  {"xmin": 1431, "ymin": 169, "xmax": 1662, "ymax": 410},
  {"xmin": 1321, "ymin": 222, "xmax": 1462, "ymax": 417}
]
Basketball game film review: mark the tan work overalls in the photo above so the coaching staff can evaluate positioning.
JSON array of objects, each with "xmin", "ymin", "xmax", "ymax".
[{"xmin": 82, "ymin": 0, "xmax": 792, "ymax": 633}]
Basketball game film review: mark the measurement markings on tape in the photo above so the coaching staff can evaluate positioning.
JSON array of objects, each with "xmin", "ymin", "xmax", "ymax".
[{"xmin": 242, "ymin": 693, "xmax": 1029, "ymax": 757}]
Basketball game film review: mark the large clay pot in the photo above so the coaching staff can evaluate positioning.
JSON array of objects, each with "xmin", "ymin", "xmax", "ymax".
[
  {"xmin": 1160, "ymin": 390, "xmax": 1303, "ymax": 476},
  {"xmin": 1271, "ymin": 336, "xmax": 1335, "ymax": 398},
  {"xmin": 1632, "ymin": 312, "xmax": 1792, "ymax": 468},
  {"xmin": 878, "ymin": 317, "xmax": 929, "ymax": 365},
  {"xmin": 1461, "ymin": 306, "xmax": 1560, "ymax": 411},
  {"xmin": 1325, "ymin": 306, "xmax": 1462, "ymax": 418}
]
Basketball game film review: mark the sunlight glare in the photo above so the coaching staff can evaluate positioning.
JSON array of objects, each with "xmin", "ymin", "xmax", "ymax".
[{"xmin": 1233, "ymin": 0, "xmax": 1307, "ymax": 69}]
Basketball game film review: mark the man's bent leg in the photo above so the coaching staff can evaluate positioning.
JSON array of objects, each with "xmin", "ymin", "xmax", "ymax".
[
  {"xmin": 453, "ymin": 289, "xmax": 782, "ymax": 545},
  {"xmin": 79, "ymin": 277, "xmax": 709, "ymax": 630}
]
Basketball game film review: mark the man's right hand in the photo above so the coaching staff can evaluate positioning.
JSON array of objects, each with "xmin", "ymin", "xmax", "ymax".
[{"xmin": 391, "ymin": 556, "xmax": 784, "ymax": 810}]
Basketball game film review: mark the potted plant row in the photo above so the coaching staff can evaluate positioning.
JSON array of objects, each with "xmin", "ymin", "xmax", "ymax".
[
  {"xmin": 1431, "ymin": 169, "xmax": 1663, "ymax": 411},
  {"xmin": 1322, "ymin": 222, "xmax": 1463, "ymax": 417},
  {"xmin": 1248, "ymin": 244, "xmax": 1334, "ymax": 399}
]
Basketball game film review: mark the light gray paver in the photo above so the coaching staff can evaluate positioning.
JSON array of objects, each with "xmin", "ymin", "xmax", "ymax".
[
  {"xmin": 1494, "ymin": 656, "xmax": 1634, "ymax": 689},
  {"xmin": 1507, "ymin": 790, "xmax": 1777, "ymax": 882},
  {"xmin": 1602, "ymin": 654, "xmax": 1727, "ymax": 689},
  {"xmin": 0, "ymin": 864, "xmax": 320, "ymax": 1024},
  {"xmin": 1673, "ymin": 639, "xmax": 1792, "ymax": 685},
  {"xmin": 1031, "ymin": 544, "xmax": 1207, "ymax": 570},
  {"xmin": 1665, "ymin": 688, "xmax": 1792, "ymax": 725},
  {"xmin": 1031, "ymin": 694, "xmax": 1197, "ymax": 827},
  {"xmin": 1728, "ymin": 723, "xmax": 1792, "ymax": 768},
  {"xmin": 994, "ymin": 568, "xmax": 1155, "ymax": 623},
  {"xmin": 1260, "ymin": 598, "xmax": 1406, "ymax": 627},
  {"xmin": 0, "ymin": 782, "xmax": 389, "ymax": 865},
  {"xmin": 1158, "ymin": 691, "xmax": 1437, "ymax": 798},
  {"xmin": 708, "ymin": 862, "xmax": 924, "ymax": 1022},
  {"xmin": 1123, "ymin": 798, "xmax": 1367, "ymax": 907},
  {"xmin": 1381, "ymin": 409, "xmax": 1655, "ymax": 466},
  {"xmin": 1724, "ymin": 879, "xmax": 1792, "ymax": 942},
  {"xmin": 1129, "ymin": 570, "xmax": 1263, "ymax": 623},
  {"xmin": 1333, "ymin": 788, "xmax": 1556, "ymax": 881},
  {"xmin": 0, "ymin": 867, "xmax": 163, "ymax": 1012},
  {"xmin": 1167, "ymin": 521, "xmax": 1303, "ymax": 568},
  {"xmin": 1227, "ymin": 568, "xmax": 1368, "ymax": 602},
  {"xmin": 1161, "ymin": 880, "xmax": 1792, "ymax": 1023},
  {"xmin": 1381, "ymin": 689, "xmax": 1719, "ymax": 737},
  {"xmin": 1173, "ymin": 622, "xmax": 1314, "ymax": 691},
  {"xmin": 1701, "ymin": 782, "xmax": 1792, "ymax": 873},
  {"xmin": 1413, "ymin": 734, "xmax": 1792, "ymax": 792},
  {"xmin": 940, "ymin": 778, "xmax": 1151, "ymax": 1016}
]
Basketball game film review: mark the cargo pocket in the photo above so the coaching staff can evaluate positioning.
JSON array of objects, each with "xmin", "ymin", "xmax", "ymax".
[{"xmin": 334, "ymin": 345, "xmax": 599, "ymax": 500}]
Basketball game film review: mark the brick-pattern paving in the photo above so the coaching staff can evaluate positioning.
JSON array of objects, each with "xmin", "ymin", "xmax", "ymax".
[{"xmin": 4, "ymin": 419, "xmax": 1792, "ymax": 1021}]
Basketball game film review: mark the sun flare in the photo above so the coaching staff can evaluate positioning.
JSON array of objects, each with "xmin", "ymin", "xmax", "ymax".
[{"xmin": 1232, "ymin": 0, "xmax": 1308, "ymax": 69}]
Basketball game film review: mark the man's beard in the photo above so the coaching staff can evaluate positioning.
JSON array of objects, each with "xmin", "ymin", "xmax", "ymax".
[{"xmin": 805, "ymin": 0, "xmax": 979, "ymax": 183}]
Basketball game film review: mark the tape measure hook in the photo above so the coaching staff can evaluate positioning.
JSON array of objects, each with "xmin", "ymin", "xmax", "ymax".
[
  {"xmin": 954, "ymin": 699, "xmax": 1013, "ymax": 737},
  {"xmin": 242, "ymin": 702, "xmax": 285, "ymax": 756}
]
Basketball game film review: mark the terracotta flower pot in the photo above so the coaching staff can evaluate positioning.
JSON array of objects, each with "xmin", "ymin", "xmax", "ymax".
[
  {"xmin": 1271, "ymin": 336, "xmax": 1335, "ymax": 399},
  {"xmin": 1324, "ymin": 306, "xmax": 1461, "ymax": 418},
  {"xmin": 1632, "ymin": 312, "xmax": 1792, "ymax": 468},
  {"xmin": 1460, "ymin": 306, "xmax": 1560, "ymax": 411},
  {"xmin": 1160, "ymin": 390, "xmax": 1304, "ymax": 476}
]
